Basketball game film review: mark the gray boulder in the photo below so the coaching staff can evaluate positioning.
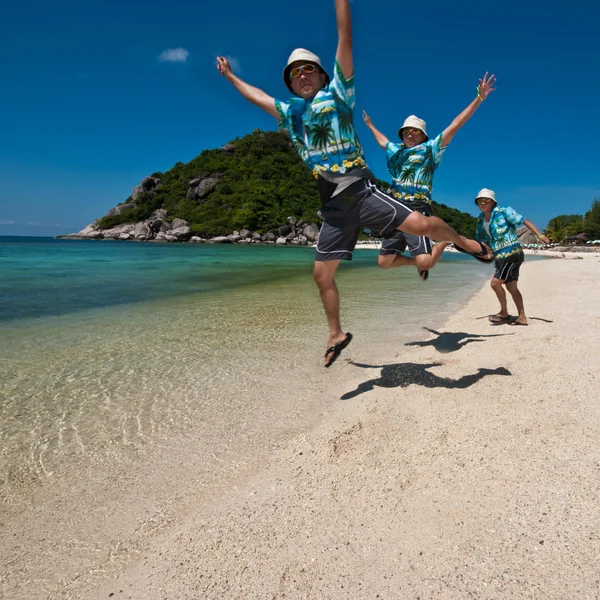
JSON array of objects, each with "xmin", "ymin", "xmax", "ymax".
[
  {"xmin": 150, "ymin": 218, "xmax": 171, "ymax": 232},
  {"xmin": 165, "ymin": 234, "xmax": 177, "ymax": 242},
  {"xmin": 209, "ymin": 236, "xmax": 233, "ymax": 244},
  {"xmin": 298, "ymin": 235, "xmax": 308, "ymax": 246},
  {"xmin": 275, "ymin": 237, "xmax": 288, "ymax": 245},
  {"xmin": 252, "ymin": 232, "xmax": 262, "ymax": 240},
  {"xmin": 171, "ymin": 218, "xmax": 189, "ymax": 229},
  {"xmin": 303, "ymin": 224, "xmax": 319, "ymax": 242},
  {"xmin": 195, "ymin": 177, "xmax": 221, "ymax": 199},
  {"xmin": 229, "ymin": 234, "xmax": 244, "ymax": 242},
  {"xmin": 287, "ymin": 216, "xmax": 297, "ymax": 226},
  {"xmin": 219, "ymin": 143, "xmax": 236, "ymax": 153},
  {"xmin": 278, "ymin": 224, "xmax": 292, "ymax": 236},
  {"xmin": 239, "ymin": 229, "xmax": 251, "ymax": 238},
  {"xmin": 133, "ymin": 222, "xmax": 152, "ymax": 240},
  {"xmin": 170, "ymin": 226, "xmax": 192, "ymax": 241},
  {"xmin": 151, "ymin": 209, "xmax": 168, "ymax": 220},
  {"xmin": 263, "ymin": 232, "xmax": 276, "ymax": 242},
  {"xmin": 108, "ymin": 202, "xmax": 135, "ymax": 217},
  {"xmin": 154, "ymin": 231, "xmax": 167, "ymax": 241},
  {"xmin": 118, "ymin": 232, "xmax": 132, "ymax": 240}
]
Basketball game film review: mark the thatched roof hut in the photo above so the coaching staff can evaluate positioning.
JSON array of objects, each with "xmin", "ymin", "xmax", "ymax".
[
  {"xmin": 517, "ymin": 226, "xmax": 538, "ymax": 244},
  {"xmin": 565, "ymin": 233, "xmax": 589, "ymax": 245}
]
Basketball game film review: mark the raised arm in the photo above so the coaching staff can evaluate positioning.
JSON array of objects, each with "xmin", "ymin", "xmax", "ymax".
[
  {"xmin": 362, "ymin": 110, "xmax": 389, "ymax": 150},
  {"xmin": 335, "ymin": 0, "xmax": 353, "ymax": 80},
  {"xmin": 217, "ymin": 56, "xmax": 278, "ymax": 119},
  {"xmin": 523, "ymin": 219, "xmax": 550, "ymax": 244},
  {"xmin": 441, "ymin": 73, "xmax": 496, "ymax": 147}
]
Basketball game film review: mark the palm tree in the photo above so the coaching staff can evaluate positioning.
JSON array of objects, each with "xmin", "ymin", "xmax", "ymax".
[
  {"xmin": 545, "ymin": 216, "xmax": 568, "ymax": 243},
  {"xmin": 399, "ymin": 161, "xmax": 418, "ymax": 187},
  {"xmin": 306, "ymin": 119, "xmax": 337, "ymax": 161},
  {"xmin": 415, "ymin": 146, "xmax": 435, "ymax": 188}
]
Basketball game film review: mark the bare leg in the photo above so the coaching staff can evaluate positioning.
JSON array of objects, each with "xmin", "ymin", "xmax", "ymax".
[
  {"xmin": 415, "ymin": 242, "xmax": 449, "ymax": 270},
  {"xmin": 377, "ymin": 254, "xmax": 415, "ymax": 269},
  {"xmin": 378, "ymin": 242, "xmax": 449, "ymax": 271},
  {"xmin": 400, "ymin": 212, "xmax": 484, "ymax": 256},
  {"xmin": 313, "ymin": 260, "xmax": 349, "ymax": 365},
  {"xmin": 506, "ymin": 280, "xmax": 527, "ymax": 324},
  {"xmin": 490, "ymin": 277, "xmax": 509, "ymax": 318}
]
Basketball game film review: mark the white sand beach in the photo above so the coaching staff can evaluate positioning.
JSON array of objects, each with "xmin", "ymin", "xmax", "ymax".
[
  {"xmin": 80, "ymin": 254, "xmax": 600, "ymax": 599},
  {"xmin": 3, "ymin": 253, "xmax": 600, "ymax": 599}
]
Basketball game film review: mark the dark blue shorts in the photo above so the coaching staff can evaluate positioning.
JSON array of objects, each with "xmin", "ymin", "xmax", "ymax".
[
  {"xmin": 379, "ymin": 202, "xmax": 432, "ymax": 257},
  {"xmin": 494, "ymin": 251, "xmax": 524, "ymax": 282},
  {"xmin": 315, "ymin": 180, "xmax": 414, "ymax": 262}
]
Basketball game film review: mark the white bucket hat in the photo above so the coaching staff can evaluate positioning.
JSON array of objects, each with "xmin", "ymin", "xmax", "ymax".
[
  {"xmin": 474, "ymin": 188, "xmax": 497, "ymax": 205},
  {"xmin": 283, "ymin": 48, "xmax": 330, "ymax": 94},
  {"xmin": 398, "ymin": 115, "xmax": 428, "ymax": 141}
]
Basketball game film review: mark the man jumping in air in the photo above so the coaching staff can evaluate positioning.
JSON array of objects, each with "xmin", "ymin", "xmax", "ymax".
[
  {"xmin": 362, "ymin": 73, "xmax": 496, "ymax": 280},
  {"xmin": 217, "ymin": 0, "xmax": 491, "ymax": 367}
]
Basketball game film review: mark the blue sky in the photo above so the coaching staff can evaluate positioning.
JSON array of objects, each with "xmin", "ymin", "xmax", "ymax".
[{"xmin": 1, "ymin": 0, "xmax": 598, "ymax": 237}]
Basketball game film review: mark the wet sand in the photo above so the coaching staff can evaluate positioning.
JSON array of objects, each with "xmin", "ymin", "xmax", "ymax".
[{"xmin": 79, "ymin": 253, "xmax": 600, "ymax": 599}]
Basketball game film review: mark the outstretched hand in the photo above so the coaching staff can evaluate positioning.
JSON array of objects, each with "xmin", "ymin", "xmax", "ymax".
[
  {"xmin": 538, "ymin": 235, "xmax": 550, "ymax": 244},
  {"xmin": 217, "ymin": 56, "xmax": 232, "ymax": 78},
  {"xmin": 478, "ymin": 72, "xmax": 497, "ymax": 100},
  {"xmin": 362, "ymin": 110, "xmax": 372, "ymax": 126}
]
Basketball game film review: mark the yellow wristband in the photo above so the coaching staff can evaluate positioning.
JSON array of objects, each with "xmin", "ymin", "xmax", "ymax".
[{"xmin": 477, "ymin": 86, "xmax": 483, "ymax": 101}]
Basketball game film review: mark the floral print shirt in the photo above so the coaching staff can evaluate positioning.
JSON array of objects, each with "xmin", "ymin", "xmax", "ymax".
[
  {"xmin": 476, "ymin": 205, "xmax": 526, "ymax": 259},
  {"xmin": 275, "ymin": 61, "xmax": 367, "ymax": 178},
  {"xmin": 385, "ymin": 134, "xmax": 446, "ymax": 205}
]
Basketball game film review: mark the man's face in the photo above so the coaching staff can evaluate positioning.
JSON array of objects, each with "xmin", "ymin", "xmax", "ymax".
[
  {"xmin": 476, "ymin": 198, "xmax": 495, "ymax": 215},
  {"xmin": 289, "ymin": 62, "xmax": 327, "ymax": 99},
  {"xmin": 402, "ymin": 128, "xmax": 426, "ymax": 148}
]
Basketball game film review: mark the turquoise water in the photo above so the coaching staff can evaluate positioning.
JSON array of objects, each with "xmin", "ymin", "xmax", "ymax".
[{"xmin": 1, "ymin": 236, "xmax": 500, "ymax": 597}]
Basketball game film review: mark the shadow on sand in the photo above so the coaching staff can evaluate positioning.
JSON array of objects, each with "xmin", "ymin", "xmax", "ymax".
[
  {"xmin": 405, "ymin": 326, "xmax": 513, "ymax": 353},
  {"xmin": 341, "ymin": 361, "xmax": 511, "ymax": 401}
]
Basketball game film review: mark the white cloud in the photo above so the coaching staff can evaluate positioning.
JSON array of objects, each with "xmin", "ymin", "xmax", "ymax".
[
  {"xmin": 0, "ymin": 220, "xmax": 14, "ymax": 225},
  {"xmin": 226, "ymin": 55, "xmax": 241, "ymax": 74},
  {"xmin": 158, "ymin": 47, "xmax": 190, "ymax": 63}
]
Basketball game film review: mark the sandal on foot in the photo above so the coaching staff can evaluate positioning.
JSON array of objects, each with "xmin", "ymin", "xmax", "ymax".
[
  {"xmin": 489, "ymin": 314, "xmax": 510, "ymax": 324},
  {"xmin": 418, "ymin": 269, "xmax": 429, "ymax": 281},
  {"xmin": 324, "ymin": 332, "xmax": 353, "ymax": 368},
  {"xmin": 452, "ymin": 241, "xmax": 494, "ymax": 263}
]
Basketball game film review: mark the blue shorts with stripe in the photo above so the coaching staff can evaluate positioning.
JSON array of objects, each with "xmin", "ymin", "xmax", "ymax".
[
  {"xmin": 494, "ymin": 251, "xmax": 524, "ymax": 282},
  {"xmin": 379, "ymin": 201, "xmax": 432, "ymax": 258},
  {"xmin": 315, "ymin": 179, "xmax": 413, "ymax": 262}
]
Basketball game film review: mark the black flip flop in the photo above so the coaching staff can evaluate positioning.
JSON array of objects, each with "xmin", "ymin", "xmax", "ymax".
[
  {"xmin": 452, "ymin": 241, "xmax": 494, "ymax": 263},
  {"xmin": 489, "ymin": 314, "xmax": 510, "ymax": 324},
  {"xmin": 418, "ymin": 269, "xmax": 429, "ymax": 281},
  {"xmin": 324, "ymin": 332, "xmax": 353, "ymax": 368}
]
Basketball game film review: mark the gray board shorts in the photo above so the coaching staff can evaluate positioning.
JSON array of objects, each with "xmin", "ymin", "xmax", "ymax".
[
  {"xmin": 493, "ymin": 250, "xmax": 525, "ymax": 282},
  {"xmin": 315, "ymin": 176, "xmax": 414, "ymax": 262},
  {"xmin": 380, "ymin": 201, "xmax": 433, "ymax": 258}
]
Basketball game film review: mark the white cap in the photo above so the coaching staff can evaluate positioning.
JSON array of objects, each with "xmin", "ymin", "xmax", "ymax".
[
  {"xmin": 398, "ymin": 115, "xmax": 428, "ymax": 140},
  {"xmin": 283, "ymin": 48, "xmax": 330, "ymax": 94},
  {"xmin": 474, "ymin": 188, "xmax": 497, "ymax": 205}
]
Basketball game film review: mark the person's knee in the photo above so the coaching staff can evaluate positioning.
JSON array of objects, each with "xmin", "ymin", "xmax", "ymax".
[
  {"xmin": 490, "ymin": 278, "xmax": 503, "ymax": 290},
  {"xmin": 415, "ymin": 255, "xmax": 433, "ymax": 270},
  {"xmin": 377, "ymin": 255, "xmax": 394, "ymax": 269},
  {"xmin": 403, "ymin": 212, "xmax": 429, "ymax": 236},
  {"xmin": 313, "ymin": 263, "xmax": 334, "ymax": 288}
]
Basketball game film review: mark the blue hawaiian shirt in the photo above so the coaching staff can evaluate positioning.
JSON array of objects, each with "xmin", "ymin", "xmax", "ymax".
[
  {"xmin": 385, "ymin": 134, "xmax": 446, "ymax": 205},
  {"xmin": 275, "ymin": 61, "xmax": 367, "ymax": 178},
  {"xmin": 476, "ymin": 205, "xmax": 525, "ymax": 259}
]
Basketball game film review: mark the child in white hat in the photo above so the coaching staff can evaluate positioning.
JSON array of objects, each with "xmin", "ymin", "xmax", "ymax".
[
  {"xmin": 217, "ymin": 0, "xmax": 489, "ymax": 367},
  {"xmin": 474, "ymin": 189, "xmax": 549, "ymax": 326},
  {"xmin": 362, "ymin": 74, "xmax": 496, "ymax": 279}
]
